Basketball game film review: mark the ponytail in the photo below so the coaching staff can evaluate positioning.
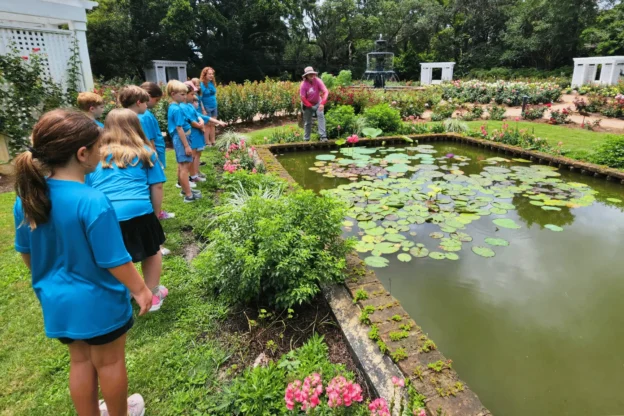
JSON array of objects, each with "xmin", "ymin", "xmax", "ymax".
[
  {"xmin": 14, "ymin": 109, "xmax": 100, "ymax": 229},
  {"xmin": 14, "ymin": 150, "xmax": 51, "ymax": 229}
]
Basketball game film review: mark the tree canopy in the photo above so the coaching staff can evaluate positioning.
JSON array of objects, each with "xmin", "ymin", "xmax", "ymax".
[{"xmin": 86, "ymin": 0, "xmax": 623, "ymax": 82}]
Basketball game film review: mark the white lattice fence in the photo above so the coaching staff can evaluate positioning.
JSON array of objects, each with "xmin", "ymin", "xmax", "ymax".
[{"xmin": 0, "ymin": 25, "xmax": 82, "ymax": 90}]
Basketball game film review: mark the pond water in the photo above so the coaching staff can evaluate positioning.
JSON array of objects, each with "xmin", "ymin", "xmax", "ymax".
[{"xmin": 276, "ymin": 142, "xmax": 624, "ymax": 416}]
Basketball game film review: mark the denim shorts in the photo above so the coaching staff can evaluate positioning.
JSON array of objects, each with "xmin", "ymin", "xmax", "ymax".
[
  {"xmin": 172, "ymin": 133, "xmax": 193, "ymax": 163},
  {"xmin": 205, "ymin": 108, "xmax": 218, "ymax": 118}
]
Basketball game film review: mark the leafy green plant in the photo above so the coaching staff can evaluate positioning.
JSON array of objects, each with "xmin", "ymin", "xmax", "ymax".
[
  {"xmin": 430, "ymin": 102, "xmax": 456, "ymax": 121},
  {"xmin": 377, "ymin": 340, "xmax": 389, "ymax": 354},
  {"xmin": 428, "ymin": 360, "xmax": 452, "ymax": 373},
  {"xmin": 364, "ymin": 103, "xmax": 402, "ymax": 133},
  {"xmin": 523, "ymin": 105, "xmax": 547, "ymax": 120},
  {"xmin": 222, "ymin": 361, "xmax": 288, "ymax": 415},
  {"xmin": 430, "ymin": 123, "xmax": 445, "ymax": 134},
  {"xmin": 267, "ymin": 126, "xmax": 303, "ymax": 143},
  {"xmin": 320, "ymin": 72, "xmax": 336, "ymax": 89},
  {"xmin": 352, "ymin": 115, "xmax": 369, "ymax": 135},
  {"xmin": 420, "ymin": 338, "xmax": 437, "ymax": 353},
  {"xmin": 389, "ymin": 331, "xmax": 409, "ymax": 342},
  {"xmin": 216, "ymin": 130, "xmax": 250, "ymax": 151},
  {"xmin": 362, "ymin": 127, "xmax": 383, "ymax": 138},
  {"xmin": 399, "ymin": 323, "xmax": 413, "ymax": 331},
  {"xmin": 353, "ymin": 288, "xmax": 369, "ymax": 303},
  {"xmin": 325, "ymin": 105, "xmax": 356, "ymax": 138},
  {"xmin": 390, "ymin": 314, "xmax": 402, "ymax": 322},
  {"xmin": 443, "ymin": 118, "xmax": 469, "ymax": 133},
  {"xmin": 220, "ymin": 170, "xmax": 288, "ymax": 194},
  {"xmin": 195, "ymin": 190, "xmax": 353, "ymax": 308},
  {"xmin": 391, "ymin": 347, "xmax": 408, "ymax": 362},
  {"xmin": 487, "ymin": 105, "xmax": 506, "ymax": 120},
  {"xmin": 359, "ymin": 305, "xmax": 376, "ymax": 325},
  {"xmin": 335, "ymin": 70, "xmax": 353, "ymax": 87},
  {"xmin": 589, "ymin": 135, "xmax": 624, "ymax": 168},
  {"xmin": 368, "ymin": 325, "xmax": 380, "ymax": 341}
]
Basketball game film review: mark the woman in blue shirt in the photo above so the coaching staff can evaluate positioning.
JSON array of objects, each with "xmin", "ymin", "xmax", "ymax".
[
  {"xmin": 13, "ymin": 109, "xmax": 152, "ymax": 416},
  {"xmin": 87, "ymin": 109, "xmax": 168, "ymax": 313},
  {"xmin": 199, "ymin": 66, "xmax": 218, "ymax": 147}
]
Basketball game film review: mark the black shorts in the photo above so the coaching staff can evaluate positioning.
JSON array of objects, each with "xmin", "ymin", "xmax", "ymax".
[
  {"xmin": 119, "ymin": 212, "xmax": 166, "ymax": 263},
  {"xmin": 58, "ymin": 317, "xmax": 134, "ymax": 345}
]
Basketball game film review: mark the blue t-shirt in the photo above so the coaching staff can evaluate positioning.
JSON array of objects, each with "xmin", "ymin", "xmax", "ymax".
[
  {"xmin": 14, "ymin": 179, "xmax": 132, "ymax": 339},
  {"xmin": 182, "ymin": 103, "xmax": 210, "ymax": 149},
  {"xmin": 200, "ymin": 81, "xmax": 217, "ymax": 110},
  {"xmin": 86, "ymin": 145, "xmax": 166, "ymax": 221},
  {"xmin": 167, "ymin": 102, "xmax": 191, "ymax": 137},
  {"xmin": 138, "ymin": 110, "xmax": 165, "ymax": 152},
  {"xmin": 95, "ymin": 120, "xmax": 104, "ymax": 128}
]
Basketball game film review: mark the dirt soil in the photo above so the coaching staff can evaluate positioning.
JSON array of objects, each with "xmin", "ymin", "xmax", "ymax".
[
  {"xmin": 235, "ymin": 116, "xmax": 298, "ymax": 133},
  {"xmin": 218, "ymin": 295, "xmax": 371, "ymax": 397},
  {"xmin": 0, "ymin": 174, "xmax": 14, "ymax": 194}
]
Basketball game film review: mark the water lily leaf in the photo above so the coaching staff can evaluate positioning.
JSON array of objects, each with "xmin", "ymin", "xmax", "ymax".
[
  {"xmin": 493, "ymin": 218, "xmax": 521, "ymax": 229},
  {"xmin": 316, "ymin": 154, "xmax": 336, "ymax": 161},
  {"xmin": 386, "ymin": 164, "xmax": 409, "ymax": 173},
  {"xmin": 362, "ymin": 235, "xmax": 376, "ymax": 243},
  {"xmin": 512, "ymin": 158, "xmax": 531, "ymax": 163},
  {"xmin": 410, "ymin": 247, "xmax": 430, "ymax": 258},
  {"xmin": 541, "ymin": 206, "xmax": 561, "ymax": 211},
  {"xmin": 544, "ymin": 224, "xmax": 563, "ymax": 232},
  {"xmin": 472, "ymin": 246, "xmax": 495, "ymax": 258},
  {"xmin": 374, "ymin": 242, "xmax": 401, "ymax": 254},
  {"xmin": 450, "ymin": 232, "xmax": 472, "ymax": 242},
  {"xmin": 492, "ymin": 202, "xmax": 515, "ymax": 210},
  {"xmin": 429, "ymin": 232, "xmax": 444, "ymax": 239},
  {"xmin": 364, "ymin": 256, "xmax": 389, "ymax": 268},
  {"xmin": 355, "ymin": 241, "xmax": 375, "ymax": 252},
  {"xmin": 607, "ymin": 198, "xmax": 622, "ymax": 203},
  {"xmin": 530, "ymin": 201, "xmax": 545, "ymax": 206},
  {"xmin": 439, "ymin": 238, "xmax": 462, "ymax": 252},
  {"xmin": 429, "ymin": 252, "xmax": 446, "ymax": 260},
  {"xmin": 343, "ymin": 220, "xmax": 354, "ymax": 227},
  {"xmin": 385, "ymin": 233, "xmax": 406, "ymax": 243},
  {"xmin": 397, "ymin": 253, "xmax": 412, "ymax": 262},
  {"xmin": 401, "ymin": 240, "xmax": 415, "ymax": 248},
  {"xmin": 439, "ymin": 225, "xmax": 457, "ymax": 233},
  {"xmin": 335, "ymin": 139, "xmax": 346, "ymax": 146},
  {"xmin": 358, "ymin": 221, "xmax": 377, "ymax": 230},
  {"xmin": 366, "ymin": 226, "xmax": 386, "ymax": 236},
  {"xmin": 445, "ymin": 253, "xmax": 459, "ymax": 261},
  {"xmin": 485, "ymin": 238, "xmax": 509, "ymax": 247},
  {"xmin": 490, "ymin": 208, "xmax": 508, "ymax": 215},
  {"xmin": 385, "ymin": 228, "xmax": 399, "ymax": 235}
]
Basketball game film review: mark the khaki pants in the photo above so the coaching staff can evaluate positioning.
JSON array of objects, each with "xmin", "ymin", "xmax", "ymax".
[{"xmin": 302, "ymin": 104, "xmax": 326, "ymax": 141}]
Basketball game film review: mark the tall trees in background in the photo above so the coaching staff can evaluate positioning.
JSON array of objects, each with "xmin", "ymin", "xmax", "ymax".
[{"xmin": 86, "ymin": 0, "xmax": 621, "ymax": 82}]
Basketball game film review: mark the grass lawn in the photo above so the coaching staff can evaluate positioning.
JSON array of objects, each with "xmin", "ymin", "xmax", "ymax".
[
  {"xmin": 0, "ymin": 149, "xmax": 233, "ymax": 415},
  {"xmin": 245, "ymin": 123, "xmax": 298, "ymax": 144},
  {"xmin": 461, "ymin": 120, "xmax": 614, "ymax": 155}
]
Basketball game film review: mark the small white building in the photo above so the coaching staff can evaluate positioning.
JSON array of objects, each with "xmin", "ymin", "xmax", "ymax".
[
  {"xmin": 0, "ymin": 0, "xmax": 98, "ymax": 91},
  {"xmin": 144, "ymin": 60, "xmax": 188, "ymax": 85},
  {"xmin": 420, "ymin": 62, "xmax": 455, "ymax": 85},
  {"xmin": 571, "ymin": 56, "xmax": 624, "ymax": 87}
]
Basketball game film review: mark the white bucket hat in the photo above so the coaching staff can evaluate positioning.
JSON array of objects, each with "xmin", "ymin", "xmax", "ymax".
[{"xmin": 302, "ymin": 66, "xmax": 318, "ymax": 78}]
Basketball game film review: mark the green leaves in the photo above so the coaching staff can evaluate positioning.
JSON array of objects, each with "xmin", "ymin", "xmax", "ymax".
[
  {"xmin": 493, "ymin": 218, "xmax": 521, "ymax": 229},
  {"xmin": 485, "ymin": 238, "xmax": 510, "ymax": 247},
  {"xmin": 365, "ymin": 256, "xmax": 390, "ymax": 268},
  {"xmin": 472, "ymin": 246, "xmax": 495, "ymax": 258},
  {"xmin": 544, "ymin": 224, "xmax": 563, "ymax": 232}
]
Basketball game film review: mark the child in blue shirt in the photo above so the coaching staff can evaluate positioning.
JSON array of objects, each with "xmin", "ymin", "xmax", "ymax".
[
  {"xmin": 167, "ymin": 80, "xmax": 201, "ymax": 203},
  {"xmin": 77, "ymin": 91, "xmax": 105, "ymax": 127},
  {"xmin": 13, "ymin": 109, "xmax": 151, "ymax": 416},
  {"xmin": 199, "ymin": 67, "xmax": 219, "ymax": 146},
  {"xmin": 86, "ymin": 108, "xmax": 169, "ymax": 313}
]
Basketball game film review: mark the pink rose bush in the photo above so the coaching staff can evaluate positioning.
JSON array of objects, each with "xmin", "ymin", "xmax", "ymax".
[{"xmin": 221, "ymin": 138, "xmax": 264, "ymax": 174}]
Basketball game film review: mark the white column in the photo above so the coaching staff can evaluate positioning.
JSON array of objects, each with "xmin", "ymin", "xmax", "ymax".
[
  {"xmin": 69, "ymin": 21, "xmax": 94, "ymax": 91},
  {"xmin": 571, "ymin": 62, "xmax": 584, "ymax": 87},
  {"xmin": 420, "ymin": 65, "xmax": 431, "ymax": 85}
]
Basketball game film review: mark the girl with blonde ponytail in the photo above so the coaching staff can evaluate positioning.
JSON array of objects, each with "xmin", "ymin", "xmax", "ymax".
[{"xmin": 13, "ymin": 109, "xmax": 152, "ymax": 416}]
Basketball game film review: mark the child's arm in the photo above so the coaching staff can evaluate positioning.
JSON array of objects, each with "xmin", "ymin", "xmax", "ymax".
[
  {"xmin": 108, "ymin": 263, "xmax": 152, "ymax": 315},
  {"xmin": 207, "ymin": 118, "xmax": 228, "ymax": 127},
  {"xmin": 176, "ymin": 126, "xmax": 192, "ymax": 155},
  {"xmin": 190, "ymin": 120, "xmax": 204, "ymax": 129},
  {"xmin": 150, "ymin": 183, "xmax": 163, "ymax": 214}
]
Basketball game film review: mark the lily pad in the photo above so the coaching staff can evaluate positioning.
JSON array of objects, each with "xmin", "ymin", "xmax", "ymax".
[
  {"xmin": 484, "ymin": 237, "xmax": 509, "ymax": 247},
  {"xmin": 374, "ymin": 242, "xmax": 401, "ymax": 254},
  {"xmin": 366, "ymin": 226, "xmax": 386, "ymax": 236},
  {"xmin": 493, "ymin": 218, "xmax": 521, "ymax": 229},
  {"xmin": 429, "ymin": 252, "xmax": 446, "ymax": 260},
  {"xmin": 544, "ymin": 224, "xmax": 563, "ymax": 232},
  {"xmin": 385, "ymin": 233, "xmax": 406, "ymax": 243},
  {"xmin": 358, "ymin": 221, "xmax": 376, "ymax": 230},
  {"xmin": 355, "ymin": 241, "xmax": 375, "ymax": 252},
  {"xmin": 541, "ymin": 206, "xmax": 561, "ymax": 211},
  {"xmin": 409, "ymin": 247, "xmax": 430, "ymax": 258},
  {"xmin": 364, "ymin": 256, "xmax": 389, "ymax": 268},
  {"xmin": 429, "ymin": 232, "xmax": 444, "ymax": 239},
  {"xmin": 445, "ymin": 253, "xmax": 459, "ymax": 261},
  {"xmin": 472, "ymin": 246, "xmax": 495, "ymax": 258},
  {"xmin": 316, "ymin": 154, "xmax": 336, "ymax": 161},
  {"xmin": 450, "ymin": 232, "xmax": 473, "ymax": 242},
  {"xmin": 397, "ymin": 253, "xmax": 412, "ymax": 262},
  {"xmin": 607, "ymin": 198, "xmax": 622, "ymax": 203}
]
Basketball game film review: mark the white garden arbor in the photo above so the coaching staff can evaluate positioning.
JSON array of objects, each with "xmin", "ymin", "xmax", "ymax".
[
  {"xmin": 420, "ymin": 62, "xmax": 455, "ymax": 85},
  {"xmin": 571, "ymin": 56, "xmax": 624, "ymax": 87},
  {"xmin": 0, "ymin": 0, "xmax": 97, "ymax": 91},
  {"xmin": 144, "ymin": 60, "xmax": 188, "ymax": 85}
]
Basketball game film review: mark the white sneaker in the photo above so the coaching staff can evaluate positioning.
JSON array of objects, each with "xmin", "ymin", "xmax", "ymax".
[
  {"xmin": 191, "ymin": 176, "xmax": 207, "ymax": 182},
  {"xmin": 176, "ymin": 181, "xmax": 197, "ymax": 189},
  {"xmin": 99, "ymin": 393, "xmax": 145, "ymax": 416},
  {"xmin": 160, "ymin": 247, "xmax": 171, "ymax": 256}
]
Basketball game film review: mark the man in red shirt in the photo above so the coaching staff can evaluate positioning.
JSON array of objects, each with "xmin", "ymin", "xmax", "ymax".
[{"xmin": 300, "ymin": 66, "xmax": 329, "ymax": 142}]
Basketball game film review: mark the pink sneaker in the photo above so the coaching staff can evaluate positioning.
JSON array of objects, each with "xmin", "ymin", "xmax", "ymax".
[
  {"xmin": 149, "ymin": 286, "xmax": 168, "ymax": 312},
  {"xmin": 99, "ymin": 393, "xmax": 145, "ymax": 416},
  {"xmin": 158, "ymin": 210, "xmax": 175, "ymax": 220}
]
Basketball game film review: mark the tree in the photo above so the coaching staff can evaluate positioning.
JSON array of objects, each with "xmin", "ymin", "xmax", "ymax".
[{"xmin": 582, "ymin": 1, "xmax": 624, "ymax": 56}]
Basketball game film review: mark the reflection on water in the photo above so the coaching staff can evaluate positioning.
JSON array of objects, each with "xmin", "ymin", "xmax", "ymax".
[{"xmin": 277, "ymin": 142, "xmax": 624, "ymax": 416}]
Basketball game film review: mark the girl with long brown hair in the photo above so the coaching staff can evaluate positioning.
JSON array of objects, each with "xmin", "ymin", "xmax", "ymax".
[
  {"xmin": 13, "ymin": 109, "xmax": 152, "ymax": 415},
  {"xmin": 199, "ymin": 66, "xmax": 218, "ymax": 146},
  {"xmin": 86, "ymin": 108, "xmax": 169, "ymax": 313}
]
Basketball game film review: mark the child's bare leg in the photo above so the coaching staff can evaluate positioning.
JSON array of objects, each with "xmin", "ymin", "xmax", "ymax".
[
  {"xmin": 204, "ymin": 128, "xmax": 211, "ymax": 147},
  {"xmin": 195, "ymin": 150, "xmax": 203, "ymax": 175},
  {"xmin": 190, "ymin": 150, "xmax": 198, "ymax": 177},
  {"xmin": 210, "ymin": 125, "xmax": 216, "ymax": 145},
  {"xmin": 179, "ymin": 163, "xmax": 191, "ymax": 196},
  {"xmin": 67, "ymin": 341, "xmax": 99, "ymax": 416},
  {"xmin": 90, "ymin": 335, "xmax": 128, "ymax": 416},
  {"xmin": 142, "ymin": 251, "xmax": 162, "ymax": 291}
]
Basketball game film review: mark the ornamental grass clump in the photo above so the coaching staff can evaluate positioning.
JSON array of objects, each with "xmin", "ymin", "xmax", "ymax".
[{"xmin": 195, "ymin": 190, "xmax": 354, "ymax": 308}]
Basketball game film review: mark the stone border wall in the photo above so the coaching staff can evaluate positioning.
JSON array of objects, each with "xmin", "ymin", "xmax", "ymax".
[{"xmin": 257, "ymin": 134, "xmax": 624, "ymax": 416}]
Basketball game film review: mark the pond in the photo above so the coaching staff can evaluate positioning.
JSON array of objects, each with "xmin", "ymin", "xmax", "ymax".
[{"xmin": 276, "ymin": 141, "xmax": 624, "ymax": 416}]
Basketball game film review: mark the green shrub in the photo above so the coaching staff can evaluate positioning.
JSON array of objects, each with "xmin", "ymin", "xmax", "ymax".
[
  {"xmin": 430, "ymin": 123, "xmax": 445, "ymax": 133},
  {"xmin": 444, "ymin": 118, "xmax": 469, "ymax": 133},
  {"xmin": 363, "ymin": 103, "xmax": 402, "ymax": 133},
  {"xmin": 430, "ymin": 102, "xmax": 456, "ymax": 121},
  {"xmin": 335, "ymin": 70, "xmax": 353, "ymax": 87},
  {"xmin": 220, "ymin": 170, "xmax": 288, "ymax": 194},
  {"xmin": 215, "ymin": 130, "xmax": 250, "ymax": 151},
  {"xmin": 589, "ymin": 135, "xmax": 624, "ymax": 168},
  {"xmin": 320, "ymin": 72, "xmax": 336, "ymax": 89},
  {"xmin": 487, "ymin": 105, "xmax": 506, "ymax": 121},
  {"xmin": 325, "ymin": 105, "xmax": 356, "ymax": 138},
  {"xmin": 267, "ymin": 126, "xmax": 304, "ymax": 143},
  {"xmin": 398, "ymin": 120, "xmax": 429, "ymax": 135},
  {"xmin": 222, "ymin": 362, "xmax": 288, "ymax": 415},
  {"xmin": 523, "ymin": 105, "xmax": 547, "ymax": 120},
  {"xmin": 278, "ymin": 334, "xmax": 349, "ymax": 382},
  {"xmin": 195, "ymin": 190, "xmax": 353, "ymax": 308}
]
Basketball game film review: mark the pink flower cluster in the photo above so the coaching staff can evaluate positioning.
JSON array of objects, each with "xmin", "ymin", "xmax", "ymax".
[
  {"xmin": 346, "ymin": 134, "xmax": 359, "ymax": 144},
  {"xmin": 368, "ymin": 398, "xmax": 390, "ymax": 416},
  {"xmin": 413, "ymin": 409, "xmax": 427, "ymax": 416},
  {"xmin": 285, "ymin": 373, "xmax": 323, "ymax": 411},
  {"xmin": 391, "ymin": 376, "xmax": 405, "ymax": 387},
  {"xmin": 326, "ymin": 375, "xmax": 363, "ymax": 408},
  {"xmin": 223, "ymin": 159, "xmax": 239, "ymax": 173}
]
